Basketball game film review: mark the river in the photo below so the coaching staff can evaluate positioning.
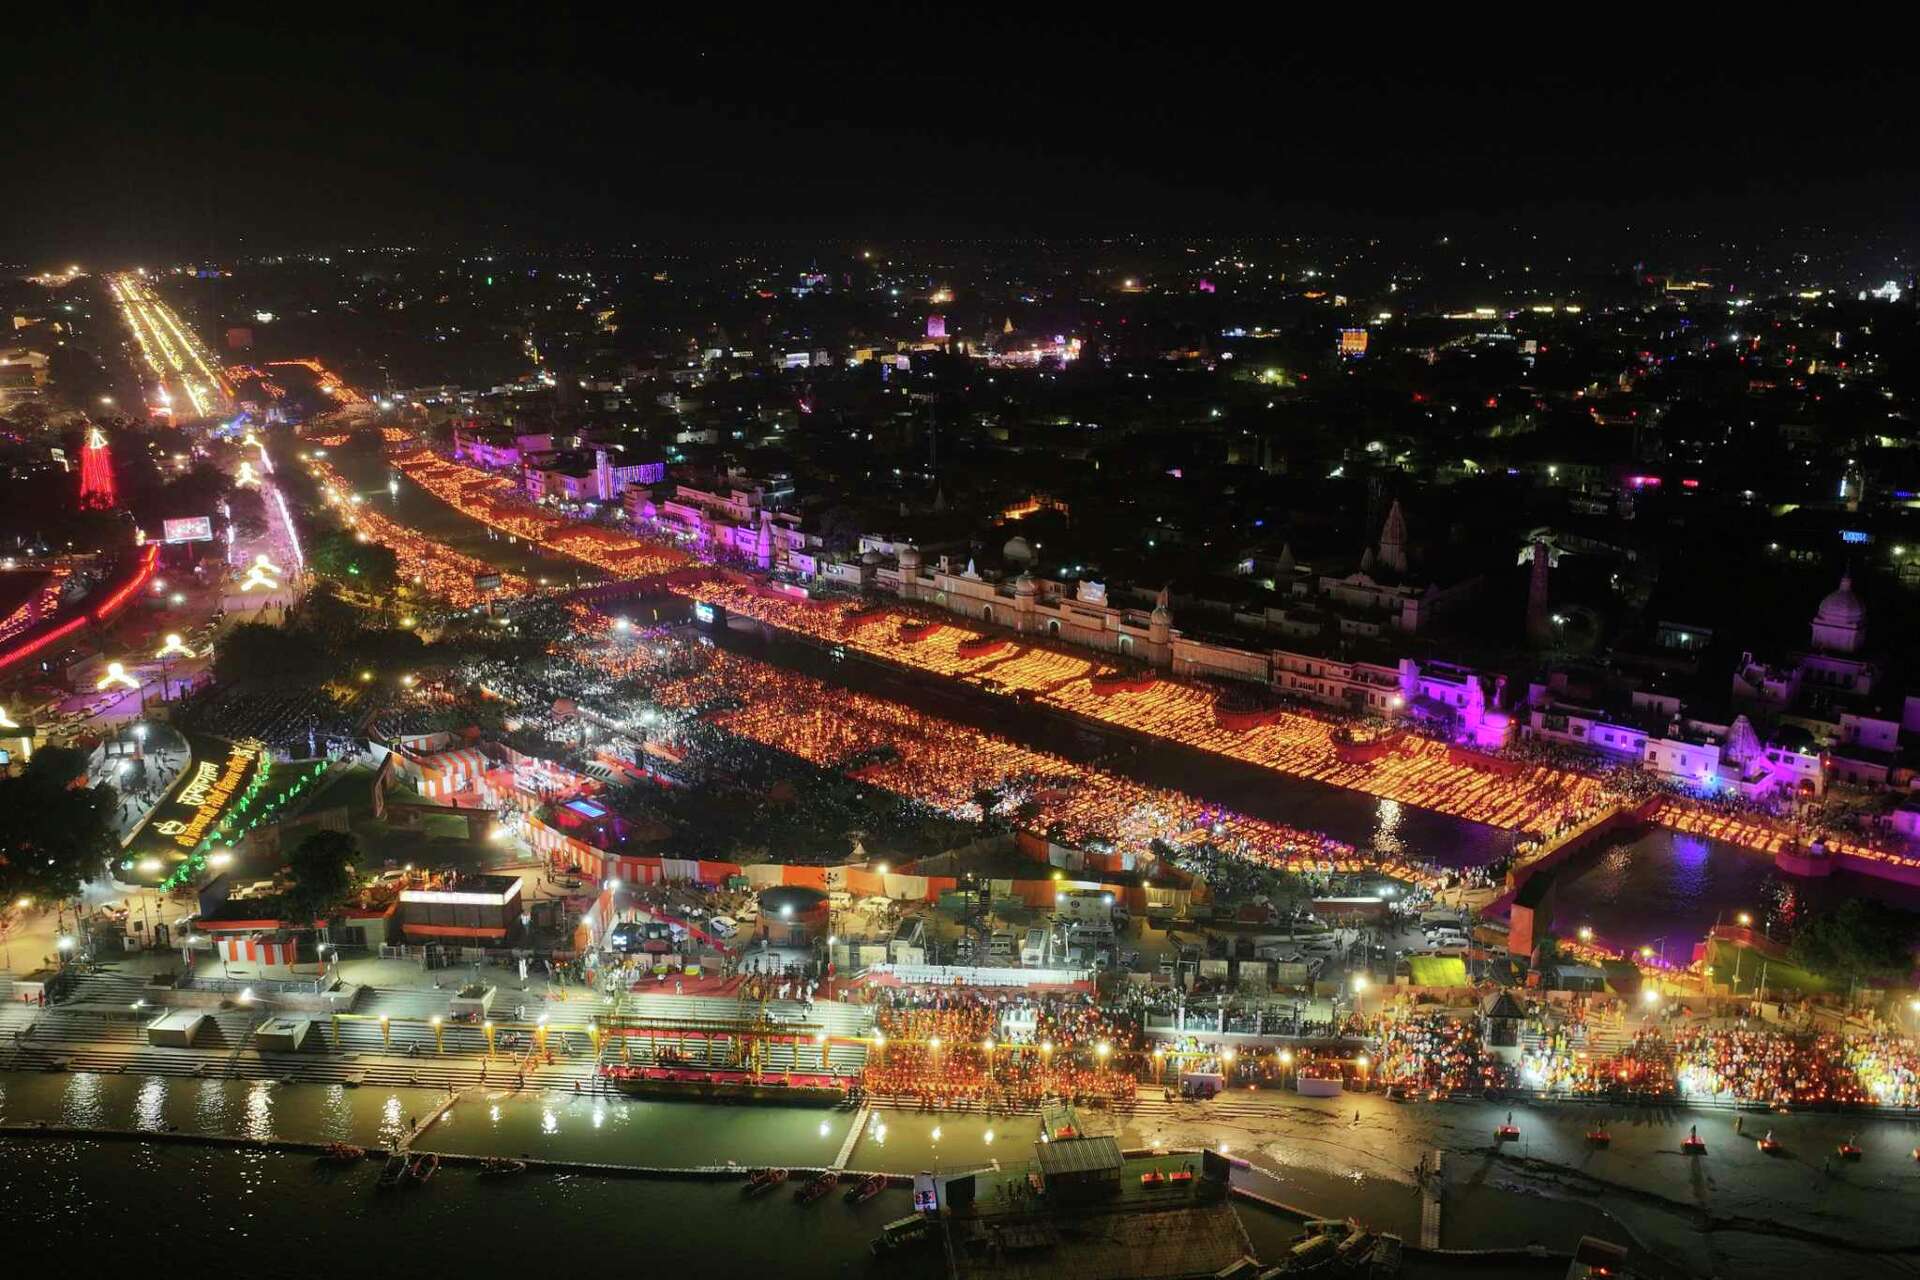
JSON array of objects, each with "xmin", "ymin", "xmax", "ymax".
[{"xmin": 8, "ymin": 1068, "xmax": 1917, "ymax": 1276}]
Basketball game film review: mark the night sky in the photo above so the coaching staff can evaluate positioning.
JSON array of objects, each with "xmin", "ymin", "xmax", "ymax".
[{"xmin": 6, "ymin": 14, "xmax": 1918, "ymax": 258}]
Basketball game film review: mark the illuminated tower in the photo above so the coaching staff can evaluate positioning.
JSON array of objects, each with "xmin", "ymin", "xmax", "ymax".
[
  {"xmin": 79, "ymin": 426, "xmax": 117, "ymax": 509},
  {"xmin": 1524, "ymin": 540, "xmax": 1552, "ymax": 646}
]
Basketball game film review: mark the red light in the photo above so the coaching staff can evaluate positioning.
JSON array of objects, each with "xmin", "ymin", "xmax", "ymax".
[
  {"xmin": 1681, "ymin": 479, "xmax": 1700, "ymax": 489},
  {"xmin": 0, "ymin": 615, "xmax": 86, "ymax": 673},
  {"xmin": 78, "ymin": 427, "xmax": 117, "ymax": 509},
  {"xmin": 91, "ymin": 545, "xmax": 159, "ymax": 622}
]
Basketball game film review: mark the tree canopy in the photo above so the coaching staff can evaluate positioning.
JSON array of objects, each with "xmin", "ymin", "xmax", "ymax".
[
  {"xmin": 1788, "ymin": 898, "xmax": 1920, "ymax": 983},
  {"xmin": 280, "ymin": 829, "xmax": 364, "ymax": 930},
  {"xmin": 212, "ymin": 621, "xmax": 327, "ymax": 687},
  {"xmin": 307, "ymin": 526, "xmax": 398, "ymax": 591},
  {"xmin": 0, "ymin": 748, "xmax": 120, "ymax": 904}
]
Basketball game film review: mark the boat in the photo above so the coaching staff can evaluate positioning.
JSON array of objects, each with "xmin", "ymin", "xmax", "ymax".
[
  {"xmin": 407, "ymin": 1152, "xmax": 439, "ymax": 1183},
  {"xmin": 1757, "ymin": 1131, "xmax": 1783, "ymax": 1156},
  {"xmin": 318, "ymin": 1142, "xmax": 366, "ymax": 1164},
  {"xmin": 1366, "ymin": 1231, "xmax": 1405, "ymax": 1277},
  {"xmin": 871, "ymin": 1214, "xmax": 932, "ymax": 1255},
  {"xmin": 479, "ymin": 1158, "xmax": 528, "ymax": 1177},
  {"xmin": 844, "ymin": 1172, "xmax": 887, "ymax": 1204},
  {"xmin": 1495, "ymin": 1110, "xmax": 1520, "ymax": 1143},
  {"xmin": 1837, "ymin": 1136, "xmax": 1862, "ymax": 1161},
  {"xmin": 743, "ymin": 1167, "xmax": 790, "ymax": 1196},
  {"xmin": 1335, "ymin": 1226, "xmax": 1378, "ymax": 1264},
  {"xmin": 1140, "ymin": 1169, "xmax": 1167, "ymax": 1188},
  {"xmin": 600, "ymin": 1064, "xmax": 846, "ymax": 1107},
  {"xmin": 1585, "ymin": 1128, "xmax": 1611, "ymax": 1147},
  {"xmin": 1294, "ymin": 1218, "xmax": 1355, "ymax": 1241},
  {"xmin": 377, "ymin": 1152, "xmax": 408, "ymax": 1189},
  {"xmin": 796, "ymin": 1170, "xmax": 840, "ymax": 1204},
  {"xmin": 1682, "ymin": 1127, "xmax": 1707, "ymax": 1155}
]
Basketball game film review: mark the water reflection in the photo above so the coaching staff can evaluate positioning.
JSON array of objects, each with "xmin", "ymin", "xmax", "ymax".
[
  {"xmin": 194, "ymin": 1078, "xmax": 230, "ymax": 1133},
  {"xmin": 1372, "ymin": 799, "xmax": 1404, "ymax": 858},
  {"xmin": 379, "ymin": 1094, "xmax": 407, "ymax": 1148},
  {"xmin": 1552, "ymin": 826, "xmax": 1920, "ymax": 951},
  {"xmin": 242, "ymin": 1082, "xmax": 274, "ymax": 1141},
  {"xmin": 133, "ymin": 1078, "xmax": 166, "ymax": 1132},
  {"xmin": 62, "ymin": 1073, "xmax": 103, "ymax": 1128}
]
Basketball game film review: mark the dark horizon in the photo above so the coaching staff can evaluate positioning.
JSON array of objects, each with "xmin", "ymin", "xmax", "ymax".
[{"xmin": 6, "ymin": 14, "xmax": 1919, "ymax": 262}]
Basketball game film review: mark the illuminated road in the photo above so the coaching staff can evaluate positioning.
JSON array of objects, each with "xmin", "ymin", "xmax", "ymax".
[{"xmin": 106, "ymin": 272, "xmax": 234, "ymax": 422}]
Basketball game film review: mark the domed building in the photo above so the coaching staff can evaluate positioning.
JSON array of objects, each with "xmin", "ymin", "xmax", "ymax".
[
  {"xmin": 1728, "ymin": 569, "xmax": 1894, "ymax": 793},
  {"xmin": 1811, "ymin": 574, "xmax": 1865, "ymax": 654}
]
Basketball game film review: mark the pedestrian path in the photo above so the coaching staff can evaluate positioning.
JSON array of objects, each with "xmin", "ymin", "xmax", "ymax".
[{"xmin": 1418, "ymin": 1149, "xmax": 1443, "ymax": 1248}]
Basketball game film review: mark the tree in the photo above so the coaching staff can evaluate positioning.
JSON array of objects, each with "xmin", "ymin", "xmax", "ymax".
[
  {"xmin": 307, "ymin": 527, "xmax": 397, "ymax": 591},
  {"xmin": 280, "ymin": 830, "xmax": 363, "ymax": 932},
  {"xmin": 212, "ymin": 621, "xmax": 326, "ymax": 687},
  {"xmin": 971, "ymin": 785, "xmax": 1002, "ymax": 828},
  {"xmin": 0, "ymin": 749, "xmax": 120, "ymax": 904},
  {"xmin": 1788, "ymin": 899, "xmax": 1918, "ymax": 983}
]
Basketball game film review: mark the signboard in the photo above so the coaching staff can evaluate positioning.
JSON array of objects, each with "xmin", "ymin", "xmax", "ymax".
[
  {"xmin": 473, "ymin": 572, "xmax": 503, "ymax": 592},
  {"xmin": 147, "ymin": 738, "xmax": 265, "ymax": 851},
  {"xmin": 162, "ymin": 516, "xmax": 215, "ymax": 544}
]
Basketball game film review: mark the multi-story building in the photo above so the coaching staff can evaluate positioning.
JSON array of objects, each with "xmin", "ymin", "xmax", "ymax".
[{"xmin": 626, "ymin": 471, "xmax": 815, "ymax": 571}]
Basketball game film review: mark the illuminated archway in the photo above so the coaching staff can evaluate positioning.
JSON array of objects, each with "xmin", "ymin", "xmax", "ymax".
[{"xmin": 96, "ymin": 661, "xmax": 140, "ymax": 691}]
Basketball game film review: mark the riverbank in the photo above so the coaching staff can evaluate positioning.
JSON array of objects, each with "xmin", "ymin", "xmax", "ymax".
[{"xmin": 8, "ymin": 1067, "xmax": 1917, "ymax": 1275}]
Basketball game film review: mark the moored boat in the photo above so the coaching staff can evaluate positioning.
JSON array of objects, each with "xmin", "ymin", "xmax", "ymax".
[
  {"xmin": 407, "ymin": 1152, "xmax": 439, "ymax": 1183},
  {"xmin": 796, "ymin": 1171, "xmax": 840, "ymax": 1204},
  {"xmin": 479, "ymin": 1157, "xmax": 528, "ymax": 1176},
  {"xmin": 319, "ymin": 1142, "xmax": 367, "ymax": 1164},
  {"xmin": 377, "ymin": 1152, "xmax": 408, "ymax": 1189},
  {"xmin": 844, "ymin": 1172, "xmax": 887, "ymax": 1204},
  {"xmin": 743, "ymin": 1167, "xmax": 790, "ymax": 1196},
  {"xmin": 871, "ymin": 1214, "xmax": 932, "ymax": 1255}
]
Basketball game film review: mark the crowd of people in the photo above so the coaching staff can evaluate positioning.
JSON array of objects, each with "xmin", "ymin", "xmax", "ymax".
[
  {"xmin": 1369, "ymin": 1012, "xmax": 1516, "ymax": 1095},
  {"xmin": 173, "ymin": 685, "xmax": 364, "ymax": 758},
  {"xmin": 858, "ymin": 988, "xmax": 1143, "ymax": 1110}
]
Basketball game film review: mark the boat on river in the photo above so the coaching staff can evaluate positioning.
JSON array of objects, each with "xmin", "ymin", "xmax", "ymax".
[
  {"xmin": 743, "ymin": 1167, "xmax": 790, "ymax": 1196},
  {"xmin": 479, "ymin": 1158, "xmax": 528, "ymax": 1177},
  {"xmin": 407, "ymin": 1152, "xmax": 439, "ymax": 1184},
  {"xmin": 845, "ymin": 1172, "xmax": 887, "ymax": 1204},
  {"xmin": 600, "ymin": 1064, "xmax": 847, "ymax": 1106},
  {"xmin": 318, "ymin": 1143, "xmax": 366, "ymax": 1165},
  {"xmin": 377, "ymin": 1152, "xmax": 408, "ymax": 1189},
  {"xmin": 796, "ymin": 1171, "xmax": 839, "ymax": 1204}
]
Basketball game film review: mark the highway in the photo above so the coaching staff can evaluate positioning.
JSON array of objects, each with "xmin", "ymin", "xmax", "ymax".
[{"xmin": 105, "ymin": 272, "xmax": 234, "ymax": 422}]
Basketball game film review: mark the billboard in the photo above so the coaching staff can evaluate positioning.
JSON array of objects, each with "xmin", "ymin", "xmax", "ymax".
[
  {"xmin": 473, "ymin": 572, "xmax": 503, "ymax": 592},
  {"xmin": 162, "ymin": 516, "xmax": 215, "ymax": 544}
]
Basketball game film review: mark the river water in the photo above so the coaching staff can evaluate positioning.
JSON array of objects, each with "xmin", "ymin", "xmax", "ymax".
[
  {"xmin": 308, "ymin": 436, "xmax": 605, "ymax": 587},
  {"xmin": 1548, "ymin": 827, "xmax": 1920, "ymax": 957},
  {"xmin": 9, "ymin": 1069, "xmax": 1916, "ymax": 1276}
]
